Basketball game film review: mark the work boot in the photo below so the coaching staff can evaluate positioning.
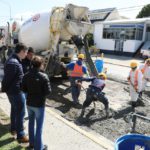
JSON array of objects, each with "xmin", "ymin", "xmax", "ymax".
[
  {"xmin": 80, "ymin": 108, "xmax": 85, "ymax": 117},
  {"xmin": 136, "ymin": 100, "xmax": 145, "ymax": 106},
  {"xmin": 17, "ymin": 135, "xmax": 29, "ymax": 143},
  {"xmin": 132, "ymin": 101, "xmax": 137, "ymax": 107},
  {"xmin": 105, "ymin": 109, "xmax": 109, "ymax": 118},
  {"xmin": 73, "ymin": 101, "xmax": 79, "ymax": 105},
  {"xmin": 43, "ymin": 145, "xmax": 48, "ymax": 150},
  {"xmin": 10, "ymin": 130, "xmax": 17, "ymax": 136},
  {"xmin": 27, "ymin": 144, "xmax": 34, "ymax": 150}
]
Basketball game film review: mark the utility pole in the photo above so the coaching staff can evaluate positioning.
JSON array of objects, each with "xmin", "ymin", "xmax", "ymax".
[
  {"xmin": 0, "ymin": 0, "xmax": 12, "ymax": 46},
  {"xmin": 7, "ymin": 22, "xmax": 11, "ymax": 46}
]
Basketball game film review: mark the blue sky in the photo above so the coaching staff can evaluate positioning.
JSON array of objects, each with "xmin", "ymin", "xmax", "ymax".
[{"xmin": 0, "ymin": 0, "xmax": 150, "ymax": 25}]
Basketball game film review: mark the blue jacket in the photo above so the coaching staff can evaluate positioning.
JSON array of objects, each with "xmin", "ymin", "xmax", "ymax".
[
  {"xmin": 66, "ymin": 60, "xmax": 87, "ymax": 74},
  {"xmin": 2, "ymin": 54, "xmax": 24, "ymax": 94},
  {"xmin": 22, "ymin": 57, "xmax": 32, "ymax": 74},
  {"xmin": 81, "ymin": 77, "xmax": 105, "ymax": 91}
]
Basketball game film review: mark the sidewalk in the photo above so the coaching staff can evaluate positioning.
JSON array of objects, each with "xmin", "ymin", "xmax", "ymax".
[
  {"xmin": 0, "ymin": 92, "xmax": 114, "ymax": 150},
  {"xmin": 94, "ymin": 54, "xmax": 143, "ymax": 67}
]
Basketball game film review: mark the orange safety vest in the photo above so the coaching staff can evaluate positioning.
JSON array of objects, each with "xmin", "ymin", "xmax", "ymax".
[
  {"xmin": 141, "ymin": 65, "xmax": 147, "ymax": 74},
  {"xmin": 129, "ymin": 69, "xmax": 139, "ymax": 89},
  {"xmin": 70, "ymin": 63, "xmax": 83, "ymax": 77}
]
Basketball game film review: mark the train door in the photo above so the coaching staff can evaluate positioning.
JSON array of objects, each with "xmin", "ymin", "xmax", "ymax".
[
  {"xmin": 146, "ymin": 26, "xmax": 150, "ymax": 41},
  {"xmin": 114, "ymin": 31, "xmax": 125, "ymax": 54}
]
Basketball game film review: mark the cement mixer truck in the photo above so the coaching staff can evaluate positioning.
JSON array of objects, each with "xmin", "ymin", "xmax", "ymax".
[{"xmin": 16, "ymin": 4, "xmax": 93, "ymax": 77}]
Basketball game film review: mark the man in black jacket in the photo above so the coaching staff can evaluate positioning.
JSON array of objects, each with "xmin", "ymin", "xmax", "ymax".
[
  {"xmin": 22, "ymin": 47, "xmax": 34, "ymax": 74},
  {"xmin": 22, "ymin": 56, "xmax": 51, "ymax": 150},
  {"xmin": 1, "ymin": 43, "xmax": 29, "ymax": 143}
]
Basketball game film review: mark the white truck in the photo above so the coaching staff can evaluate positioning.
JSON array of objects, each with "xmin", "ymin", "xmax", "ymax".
[{"xmin": 13, "ymin": 4, "xmax": 92, "ymax": 76}]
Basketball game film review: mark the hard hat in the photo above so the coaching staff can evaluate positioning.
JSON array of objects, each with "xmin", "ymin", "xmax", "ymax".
[
  {"xmin": 98, "ymin": 72, "xmax": 107, "ymax": 80},
  {"xmin": 130, "ymin": 61, "xmax": 138, "ymax": 68},
  {"xmin": 146, "ymin": 58, "xmax": 150, "ymax": 63},
  {"xmin": 78, "ymin": 54, "xmax": 85, "ymax": 59}
]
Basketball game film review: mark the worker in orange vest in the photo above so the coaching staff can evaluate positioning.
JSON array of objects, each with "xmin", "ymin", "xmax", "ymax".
[
  {"xmin": 127, "ymin": 61, "xmax": 143, "ymax": 107},
  {"xmin": 139, "ymin": 58, "xmax": 150, "ymax": 92},
  {"xmin": 66, "ymin": 54, "xmax": 87, "ymax": 105}
]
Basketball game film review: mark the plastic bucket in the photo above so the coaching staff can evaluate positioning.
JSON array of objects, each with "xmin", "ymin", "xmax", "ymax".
[
  {"xmin": 115, "ymin": 134, "xmax": 150, "ymax": 150},
  {"xmin": 95, "ymin": 59, "xmax": 103, "ymax": 73}
]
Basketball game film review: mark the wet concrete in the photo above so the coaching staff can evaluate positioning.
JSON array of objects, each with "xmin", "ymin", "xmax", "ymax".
[{"xmin": 47, "ymin": 77, "xmax": 150, "ymax": 142}]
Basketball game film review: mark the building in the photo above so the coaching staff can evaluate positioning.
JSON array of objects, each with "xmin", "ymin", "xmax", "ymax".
[
  {"xmin": 88, "ymin": 8, "xmax": 122, "ymax": 23},
  {"xmin": 88, "ymin": 7, "xmax": 150, "ymax": 57},
  {"xmin": 93, "ymin": 18, "xmax": 150, "ymax": 56}
]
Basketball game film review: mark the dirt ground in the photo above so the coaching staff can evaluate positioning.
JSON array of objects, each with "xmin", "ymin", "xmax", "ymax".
[{"xmin": 46, "ymin": 77, "xmax": 150, "ymax": 142}]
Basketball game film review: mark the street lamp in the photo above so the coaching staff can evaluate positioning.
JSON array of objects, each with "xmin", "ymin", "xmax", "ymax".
[
  {"xmin": 0, "ymin": 0, "xmax": 12, "ymax": 46},
  {"xmin": 0, "ymin": 0, "xmax": 11, "ymax": 21}
]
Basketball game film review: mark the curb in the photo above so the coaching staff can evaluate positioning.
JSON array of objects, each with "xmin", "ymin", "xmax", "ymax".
[
  {"xmin": 104, "ymin": 61, "xmax": 130, "ymax": 68},
  {"xmin": 46, "ymin": 107, "xmax": 114, "ymax": 150}
]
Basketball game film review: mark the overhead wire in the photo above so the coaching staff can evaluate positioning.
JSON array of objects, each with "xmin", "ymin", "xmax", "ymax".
[
  {"xmin": 0, "ymin": 4, "xmax": 149, "ymax": 19},
  {"xmin": 90, "ymin": 4, "xmax": 147, "ymax": 14}
]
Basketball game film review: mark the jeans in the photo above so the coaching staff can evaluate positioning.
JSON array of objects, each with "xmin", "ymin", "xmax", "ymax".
[
  {"xmin": 83, "ymin": 87, "xmax": 109, "ymax": 110},
  {"xmin": 7, "ymin": 92, "xmax": 26, "ymax": 138},
  {"xmin": 27, "ymin": 106, "xmax": 45, "ymax": 150},
  {"xmin": 70, "ymin": 77, "xmax": 81, "ymax": 103}
]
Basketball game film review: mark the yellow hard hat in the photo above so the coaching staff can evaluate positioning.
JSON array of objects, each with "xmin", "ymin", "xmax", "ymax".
[
  {"xmin": 78, "ymin": 54, "xmax": 85, "ymax": 59},
  {"xmin": 130, "ymin": 61, "xmax": 138, "ymax": 68},
  {"xmin": 146, "ymin": 58, "xmax": 150, "ymax": 63},
  {"xmin": 98, "ymin": 72, "xmax": 107, "ymax": 80}
]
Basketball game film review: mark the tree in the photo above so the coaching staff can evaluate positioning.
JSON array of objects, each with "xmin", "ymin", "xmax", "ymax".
[
  {"xmin": 136, "ymin": 4, "xmax": 150, "ymax": 18},
  {"xmin": 85, "ymin": 33, "xmax": 94, "ymax": 47}
]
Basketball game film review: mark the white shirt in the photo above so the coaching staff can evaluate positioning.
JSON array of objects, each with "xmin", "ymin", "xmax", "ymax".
[
  {"xmin": 128, "ymin": 69, "xmax": 143, "ymax": 92},
  {"xmin": 139, "ymin": 64, "xmax": 150, "ymax": 80}
]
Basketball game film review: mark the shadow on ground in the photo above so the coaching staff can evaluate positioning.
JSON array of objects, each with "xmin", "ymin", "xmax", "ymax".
[
  {"xmin": 76, "ymin": 106, "xmax": 134, "ymax": 127},
  {"xmin": 46, "ymin": 77, "xmax": 82, "ymax": 115}
]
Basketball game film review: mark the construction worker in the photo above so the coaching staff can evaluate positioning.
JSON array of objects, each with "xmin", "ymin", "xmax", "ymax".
[
  {"xmin": 127, "ymin": 61, "xmax": 143, "ymax": 107},
  {"xmin": 139, "ymin": 58, "xmax": 150, "ymax": 92},
  {"xmin": 61, "ymin": 52, "xmax": 71, "ymax": 78},
  {"xmin": 61, "ymin": 51, "xmax": 71, "ymax": 64},
  {"xmin": 66, "ymin": 54, "xmax": 87, "ymax": 104},
  {"xmin": 80, "ymin": 72, "xmax": 109, "ymax": 117}
]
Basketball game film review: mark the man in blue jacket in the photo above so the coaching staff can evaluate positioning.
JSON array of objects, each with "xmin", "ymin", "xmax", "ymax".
[
  {"xmin": 1, "ymin": 43, "xmax": 29, "ymax": 143},
  {"xmin": 66, "ymin": 54, "xmax": 87, "ymax": 104}
]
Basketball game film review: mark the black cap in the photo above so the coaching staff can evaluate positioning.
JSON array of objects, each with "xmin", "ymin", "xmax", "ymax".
[
  {"xmin": 15, "ymin": 43, "xmax": 27, "ymax": 53},
  {"xmin": 28, "ymin": 47, "xmax": 34, "ymax": 53}
]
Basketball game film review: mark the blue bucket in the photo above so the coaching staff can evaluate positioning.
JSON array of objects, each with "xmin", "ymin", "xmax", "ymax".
[
  {"xmin": 95, "ymin": 59, "xmax": 103, "ymax": 73},
  {"xmin": 115, "ymin": 134, "xmax": 150, "ymax": 150}
]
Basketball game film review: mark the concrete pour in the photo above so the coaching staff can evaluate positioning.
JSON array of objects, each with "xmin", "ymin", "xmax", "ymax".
[{"xmin": 46, "ymin": 55, "xmax": 150, "ymax": 142}]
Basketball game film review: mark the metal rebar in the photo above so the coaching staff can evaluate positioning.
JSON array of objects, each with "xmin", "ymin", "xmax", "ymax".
[
  {"xmin": 131, "ymin": 113, "xmax": 150, "ymax": 133},
  {"xmin": 131, "ymin": 115, "xmax": 137, "ymax": 133}
]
